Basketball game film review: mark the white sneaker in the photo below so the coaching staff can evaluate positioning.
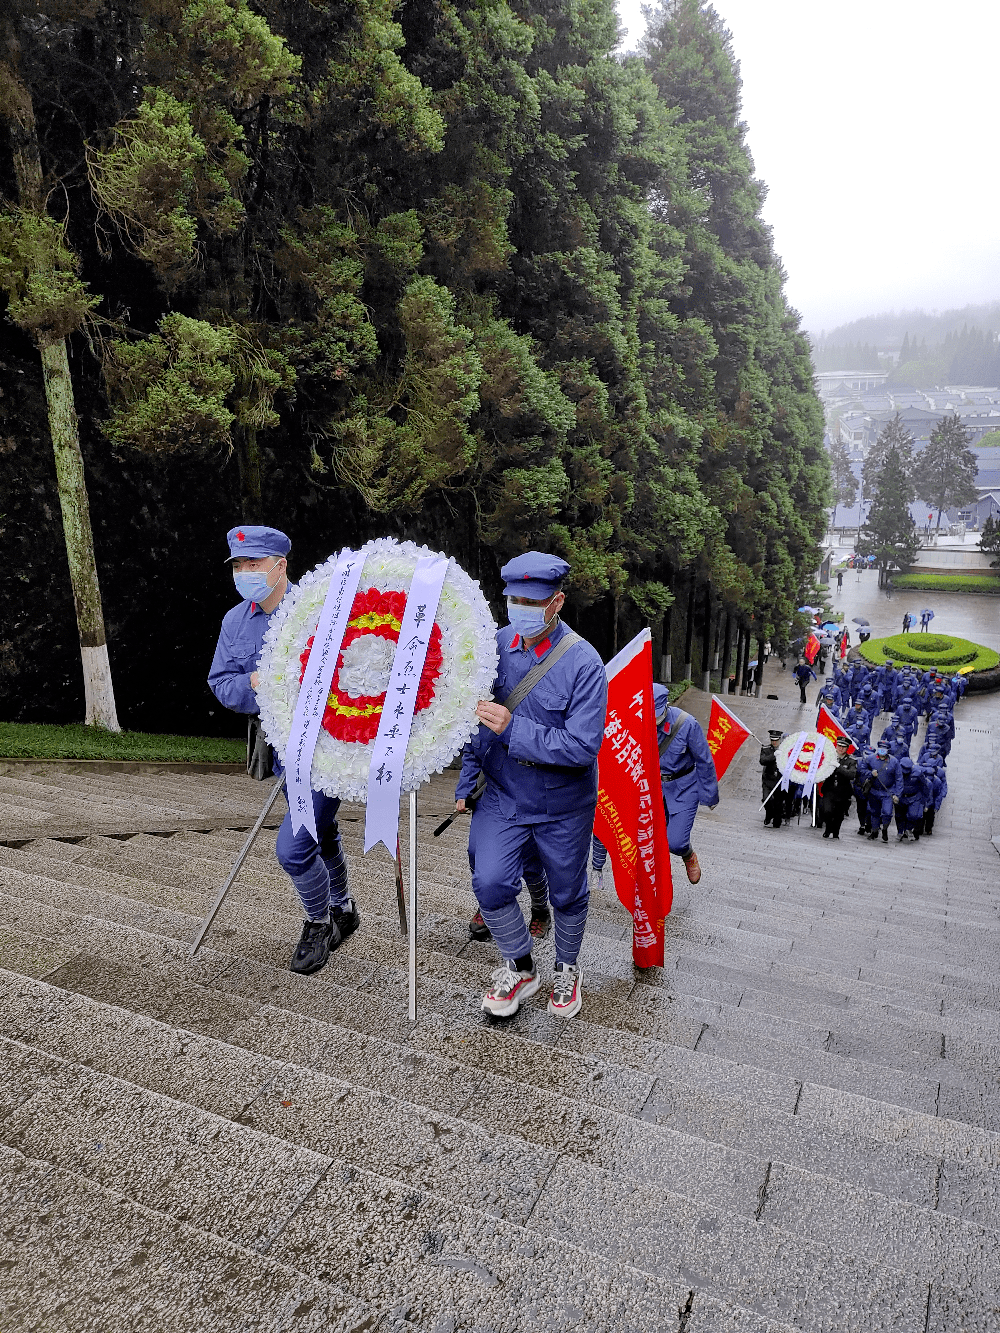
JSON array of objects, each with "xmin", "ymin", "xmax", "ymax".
[
  {"xmin": 547, "ymin": 962, "xmax": 583, "ymax": 1019},
  {"xmin": 481, "ymin": 961, "xmax": 540, "ymax": 1017}
]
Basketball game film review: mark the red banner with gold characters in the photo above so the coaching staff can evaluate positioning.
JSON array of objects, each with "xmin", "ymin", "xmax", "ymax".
[
  {"xmin": 593, "ymin": 629, "xmax": 672, "ymax": 967},
  {"xmin": 706, "ymin": 697, "xmax": 752, "ymax": 780},
  {"xmin": 804, "ymin": 632, "xmax": 821, "ymax": 665},
  {"xmin": 816, "ymin": 702, "xmax": 855, "ymax": 754}
]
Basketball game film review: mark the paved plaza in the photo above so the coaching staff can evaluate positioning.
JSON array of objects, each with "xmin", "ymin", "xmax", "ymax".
[{"xmin": 0, "ymin": 573, "xmax": 997, "ymax": 1331}]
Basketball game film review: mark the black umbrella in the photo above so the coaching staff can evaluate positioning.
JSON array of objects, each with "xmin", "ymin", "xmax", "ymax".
[{"xmin": 852, "ymin": 617, "xmax": 870, "ymax": 627}]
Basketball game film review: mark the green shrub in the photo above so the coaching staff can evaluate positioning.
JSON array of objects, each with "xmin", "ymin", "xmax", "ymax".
[
  {"xmin": 856, "ymin": 632, "xmax": 999, "ymax": 673},
  {"xmin": 893, "ymin": 573, "xmax": 1000, "ymax": 593}
]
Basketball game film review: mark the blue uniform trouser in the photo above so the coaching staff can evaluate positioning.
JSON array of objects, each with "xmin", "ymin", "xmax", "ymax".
[
  {"xmin": 275, "ymin": 788, "xmax": 350, "ymax": 921},
  {"xmin": 867, "ymin": 792, "xmax": 895, "ymax": 829},
  {"xmin": 895, "ymin": 796, "xmax": 924, "ymax": 835},
  {"xmin": 469, "ymin": 794, "xmax": 593, "ymax": 966},
  {"xmin": 591, "ymin": 834, "xmax": 608, "ymax": 871},
  {"xmin": 664, "ymin": 792, "xmax": 698, "ymax": 859},
  {"xmin": 468, "ymin": 838, "xmax": 549, "ymax": 909}
]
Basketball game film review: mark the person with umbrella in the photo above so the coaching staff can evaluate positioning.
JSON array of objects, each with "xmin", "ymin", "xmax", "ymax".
[
  {"xmin": 919, "ymin": 609, "xmax": 934, "ymax": 632},
  {"xmin": 902, "ymin": 612, "xmax": 912, "ymax": 633}
]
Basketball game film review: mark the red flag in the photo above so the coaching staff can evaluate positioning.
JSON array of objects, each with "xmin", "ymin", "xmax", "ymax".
[
  {"xmin": 593, "ymin": 629, "xmax": 672, "ymax": 967},
  {"xmin": 706, "ymin": 696, "xmax": 751, "ymax": 780},
  {"xmin": 816, "ymin": 702, "xmax": 855, "ymax": 754},
  {"xmin": 804, "ymin": 633, "xmax": 820, "ymax": 665}
]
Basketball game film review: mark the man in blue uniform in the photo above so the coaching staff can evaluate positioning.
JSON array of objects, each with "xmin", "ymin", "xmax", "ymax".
[
  {"xmin": 865, "ymin": 739, "xmax": 903, "ymax": 842},
  {"xmin": 654, "ymin": 683, "xmax": 719, "ymax": 881},
  {"xmin": 455, "ymin": 552, "xmax": 607, "ymax": 1021},
  {"xmin": 208, "ymin": 525, "xmax": 358, "ymax": 976}
]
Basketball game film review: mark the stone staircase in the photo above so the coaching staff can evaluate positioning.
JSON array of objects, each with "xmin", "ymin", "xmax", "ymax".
[{"xmin": 0, "ymin": 698, "xmax": 998, "ymax": 1332}]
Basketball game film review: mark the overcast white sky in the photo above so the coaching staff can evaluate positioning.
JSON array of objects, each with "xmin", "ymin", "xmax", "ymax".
[{"xmin": 615, "ymin": 1, "xmax": 1000, "ymax": 339}]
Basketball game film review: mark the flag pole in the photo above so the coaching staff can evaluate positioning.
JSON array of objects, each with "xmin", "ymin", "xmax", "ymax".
[{"xmin": 713, "ymin": 694, "xmax": 767, "ymax": 747}]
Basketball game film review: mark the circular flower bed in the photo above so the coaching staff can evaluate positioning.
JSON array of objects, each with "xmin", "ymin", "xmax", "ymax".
[
  {"xmin": 852, "ymin": 632, "xmax": 1000, "ymax": 692},
  {"xmin": 256, "ymin": 538, "xmax": 499, "ymax": 799}
]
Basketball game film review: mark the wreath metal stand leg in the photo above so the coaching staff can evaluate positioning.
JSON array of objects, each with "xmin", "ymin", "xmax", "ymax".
[
  {"xmin": 408, "ymin": 788, "xmax": 418, "ymax": 1021},
  {"xmin": 394, "ymin": 838, "xmax": 408, "ymax": 936}
]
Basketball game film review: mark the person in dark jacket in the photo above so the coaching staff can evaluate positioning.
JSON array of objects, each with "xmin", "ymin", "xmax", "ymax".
[
  {"xmin": 760, "ymin": 729, "xmax": 786, "ymax": 828},
  {"xmin": 818, "ymin": 736, "xmax": 857, "ymax": 839},
  {"xmin": 793, "ymin": 658, "xmax": 817, "ymax": 704}
]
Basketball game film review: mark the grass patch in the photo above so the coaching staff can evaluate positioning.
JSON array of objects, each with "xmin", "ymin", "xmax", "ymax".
[
  {"xmin": 668, "ymin": 679, "xmax": 692, "ymax": 702},
  {"xmin": 856, "ymin": 632, "xmax": 999, "ymax": 673},
  {"xmin": 893, "ymin": 573, "xmax": 1000, "ymax": 593},
  {"xmin": 0, "ymin": 722, "xmax": 245, "ymax": 763}
]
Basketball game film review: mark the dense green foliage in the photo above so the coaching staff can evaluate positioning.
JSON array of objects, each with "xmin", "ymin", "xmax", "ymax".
[
  {"xmin": 912, "ymin": 414, "xmax": 978, "ymax": 531},
  {"xmin": 889, "ymin": 325, "xmax": 1000, "ymax": 388},
  {"xmin": 977, "ymin": 431, "xmax": 1000, "ymax": 449},
  {"xmin": 893, "ymin": 573, "xmax": 1000, "ymax": 593},
  {"xmin": 0, "ymin": 722, "xmax": 244, "ymax": 761},
  {"xmin": 857, "ymin": 633, "xmax": 998, "ymax": 673},
  {"xmin": 858, "ymin": 435, "xmax": 919, "ymax": 584},
  {"xmin": 979, "ymin": 515, "xmax": 1000, "ymax": 565},
  {"xmin": 0, "ymin": 0, "xmax": 828, "ymax": 729},
  {"xmin": 827, "ymin": 434, "xmax": 857, "ymax": 507},
  {"xmin": 811, "ymin": 341, "xmax": 883, "ymax": 373}
]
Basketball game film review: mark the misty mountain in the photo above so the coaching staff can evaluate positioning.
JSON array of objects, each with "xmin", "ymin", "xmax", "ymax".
[{"xmin": 811, "ymin": 302, "xmax": 1000, "ymax": 353}]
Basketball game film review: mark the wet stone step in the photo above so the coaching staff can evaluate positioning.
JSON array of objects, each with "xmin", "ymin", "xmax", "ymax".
[{"xmin": 0, "ymin": 1145, "xmax": 377, "ymax": 1333}]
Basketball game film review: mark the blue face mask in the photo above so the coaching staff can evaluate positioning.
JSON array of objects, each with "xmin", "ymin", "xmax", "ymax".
[
  {"xmin": 507, "ymin": 597, "xmax": 555, "ymax": 638},
  {"xmin": 233, "ymin": 561, "xmax": 280, "ymax": 604}
]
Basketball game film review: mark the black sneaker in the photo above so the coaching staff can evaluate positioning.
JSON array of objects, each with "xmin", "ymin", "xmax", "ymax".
[
  {"xmin": 469, "ymin": 910, "xmax": 491, "ymax": 942},
  {"xmin": 529, "ymin": 908, "xmax": 552, "ymax": 941},
  {"xmin": 290, "ymin": 919, "xmax": 338, "ymax": 975},
  {"xmin": 331, "ymin": 898, "xmax": 361, "ymax": 943},
  {"xmin": 881, "ymin": 826, "xmax": 889, "ymax": 842}
]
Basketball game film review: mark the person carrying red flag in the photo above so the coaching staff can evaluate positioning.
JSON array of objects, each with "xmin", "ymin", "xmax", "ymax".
[{"xmin": 653, "ymin": 683, "xmax": 719, "ymax": 884}]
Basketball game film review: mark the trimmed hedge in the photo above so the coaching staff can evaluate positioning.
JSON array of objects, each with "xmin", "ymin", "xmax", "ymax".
[
  {"xmin": 856, "ymin": 632, "xmax": 999, "ymax": 674},
  {"xmin": 893, "ymin": 573, "xmax": 1000, "ymax": 593}
]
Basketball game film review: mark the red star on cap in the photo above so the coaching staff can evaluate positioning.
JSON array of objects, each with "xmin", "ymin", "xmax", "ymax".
[{"xmin": 237, "ymin": 531, "xmax": 245, "ymax": 541}]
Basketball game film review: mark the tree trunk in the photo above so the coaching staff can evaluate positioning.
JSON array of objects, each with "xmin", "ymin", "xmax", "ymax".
[
  {"xmin": 660, "ymin": 602, "xmax": 672, "ymax": 683},
  {"xmin": 739, "ymin": 627, "xmax": 752, "ymax": 695},
  {"xmin": 700, "ymin": 582, "xmax": 712, "ymax": 693},
  {"xmin": 237, "ymin": 426, "xmax": 264, "ymax": 523},
  {"xmin": 683, "ymin": 577, "xmax": 696, "ymax": 682},
  {"xmin": 5, "ymin": 41, "xmax": 120, "ymax": 729},
  {"xmin": 720, "ymin": 612, "xmax": 734, "ymax": 686}
]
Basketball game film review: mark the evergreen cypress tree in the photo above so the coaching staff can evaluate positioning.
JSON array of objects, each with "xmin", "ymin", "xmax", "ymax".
[
  {"xmin": 913, "ymin": 413, "xmax": 978, "ymax": 531},
  {"xmin": 858, "ymin": 444, "xmax": 920, "ymax": 586}
]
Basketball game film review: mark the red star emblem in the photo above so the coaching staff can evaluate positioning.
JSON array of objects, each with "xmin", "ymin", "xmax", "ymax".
[{"xmin": 237, "ymin": 530, "xmax": 245, "ymax": 541}]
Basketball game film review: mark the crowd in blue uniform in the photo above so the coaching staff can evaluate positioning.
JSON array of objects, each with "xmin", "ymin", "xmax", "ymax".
[{"xmin": 763, "ymin": 654, "xmax": 963, "ymax": 844}]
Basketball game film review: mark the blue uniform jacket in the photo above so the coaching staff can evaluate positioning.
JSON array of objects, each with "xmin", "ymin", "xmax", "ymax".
[
  {"xmin": 208, "ymin": 589, "xmax": 295, "ymax": 715},
  {"xmin": 658, "ymin": 706, "xmax": 719, "ymax": 810},
  {"xmin": 868, "ymin": 753, "xmax": 903, "ymax": 799},
  {"xmin": 456, "ymin": 619, "xmax": 608, "ymax": 823}
]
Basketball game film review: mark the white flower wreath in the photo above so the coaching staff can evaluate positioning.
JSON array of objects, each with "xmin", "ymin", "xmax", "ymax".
[{"xmin": 256, "ymin": 538, "xmax": 499, "ymax": 801}]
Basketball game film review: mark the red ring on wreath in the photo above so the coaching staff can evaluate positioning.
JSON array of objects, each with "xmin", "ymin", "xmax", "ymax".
[{"xmin": 299, "ymin": 587, "xmax": 443, "ymax": 744}]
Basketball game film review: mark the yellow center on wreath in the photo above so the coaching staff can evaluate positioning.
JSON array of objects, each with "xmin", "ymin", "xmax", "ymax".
[{"xmin": 324, "ymin": 609, "xmax": 404, "ymax": 718}]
